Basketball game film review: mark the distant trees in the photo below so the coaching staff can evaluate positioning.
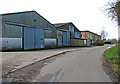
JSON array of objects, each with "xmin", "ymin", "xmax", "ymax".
[{"xmin": 107, "ymin": 39, "xmax": 118, "ymax": 44}]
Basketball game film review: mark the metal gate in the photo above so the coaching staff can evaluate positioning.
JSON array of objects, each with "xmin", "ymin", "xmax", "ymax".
[
  {"xmin": 24, "ymin": 27, "xmax": 35, "ymax": 50},
  {"xmin": 35, "ymin": 28, "xmax": 44, "ymax": 49},
  {"xmin": 63, "ymin": 31, "xmax": 67, "ymax": 46},
  {"xmin": 24, "ymin": 27, "xmax": 44, "ymax": 50},
  {"xmin": 67, "ymin": 31, "xmax": 70, "ymax": 46}
]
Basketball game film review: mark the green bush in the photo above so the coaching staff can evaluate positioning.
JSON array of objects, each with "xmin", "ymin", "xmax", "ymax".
[{"xmin": 91, "ymin": 40, "xmax": 104, "ymax": 46}]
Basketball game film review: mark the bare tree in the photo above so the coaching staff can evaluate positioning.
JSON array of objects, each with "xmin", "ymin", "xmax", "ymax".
[
  {"xmin": 106, "ymin": 0, "xmax": 120, "ymax": 26},
  {"xmin": 100, "ymin": 29, "xmax": 108, "ymax": 40},
  {"xmin": 106, "ymin": 1, "xmax": 120, "ymax": 79}
]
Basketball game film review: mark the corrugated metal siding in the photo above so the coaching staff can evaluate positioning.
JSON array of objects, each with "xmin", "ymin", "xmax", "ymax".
[
  {"xmin": 44, "ymin": 29, "xmax": 56, "ymax": 38},
  {"xmin": 2, "ymin": 38, "xmax": 22, "ymax": 49},
  {"xmin": 2, "ymin": 11, "xmax": 57, "ymax": 38},
  {"xmin": 44, "ymin": 38, "xmax": 56, "ymax": 48},
  {"xmin": 57, "ymin": 31, "xmax": 62, "ymax": 47},
  {"xmin": 3, "ymin": 24, "xmax": 22, "ymax": 38}
]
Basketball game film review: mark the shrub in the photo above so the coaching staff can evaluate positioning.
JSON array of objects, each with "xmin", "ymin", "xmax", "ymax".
[{"xmin": 92, "ymin": 40, "xmax": 104, "ymax": 46}]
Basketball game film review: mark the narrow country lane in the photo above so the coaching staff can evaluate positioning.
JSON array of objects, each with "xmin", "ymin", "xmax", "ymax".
[{"xmin": 32, "ymin": 45, "xmax": 115, "ymax": 82}]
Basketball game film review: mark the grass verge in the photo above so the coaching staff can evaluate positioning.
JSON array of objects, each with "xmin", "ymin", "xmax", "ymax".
[{"xmin": 104, "ymin": 44, "xmax": 120, "ymax": 76}]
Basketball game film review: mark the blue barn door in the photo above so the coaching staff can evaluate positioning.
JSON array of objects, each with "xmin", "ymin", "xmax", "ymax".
[
  {"xmin": 24, "ymin": 27, "xmax": 35, "ymax": 50},
  {"xmin": 63, "ymin": 31, "xmax": 67, "ymax": 46},
  {"xmin": 35, "ymin": 28, "xmax": 44, "ymax": 49},
  {"xmin": 67, "ymin": 31, "xmax": 70, "ymax": 46}
]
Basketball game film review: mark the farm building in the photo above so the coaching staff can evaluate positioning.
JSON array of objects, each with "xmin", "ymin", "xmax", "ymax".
[
  {"xmin": 81, "ymin": 30, "xmax": 101, "ymax": 46},
  {"xmin": 54, "ymin": 22, "xmax": 87, "ymax": 47},
  {"xmin": 0, "ymin": 10, "xmax": 57, "ymax": 50},
  {"xmin": 56, "ymin": 29, "xmax": 70, "ymax": 47}
]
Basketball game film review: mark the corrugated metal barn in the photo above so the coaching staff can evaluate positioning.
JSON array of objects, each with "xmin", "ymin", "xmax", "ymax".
[
  {"xmin": 54, "ymin": 22, "xmax": 82, "ymax": 39},
  {"xmin": 54, "ymin": 22, "xmax": 87, "ymax": 47},
  {"xmin": 1, "ymin": 11, "xmax": 57, "ymax": 50}
]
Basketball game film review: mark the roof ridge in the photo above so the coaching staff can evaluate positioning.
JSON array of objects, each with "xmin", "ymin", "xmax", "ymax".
[{"xmin": 0, "ymin": 10, "xmax": 36, "ymax": 16}]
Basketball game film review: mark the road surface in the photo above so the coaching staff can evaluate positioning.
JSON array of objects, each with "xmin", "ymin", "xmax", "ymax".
[{"xmin": 31, "ymin": 45, "xmax": 115, "ymax": 82}]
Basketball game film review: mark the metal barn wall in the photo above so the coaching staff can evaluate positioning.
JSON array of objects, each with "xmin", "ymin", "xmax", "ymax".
[
  {"xmin": 3, "ymin": 24, "xmax": 23, "ymax": 38},
  {"xmin": 57, "ymin": 30, "xmax": 62, "ymax": 47},
  {"xmin": 2, "ymin": 11, "xmax": 56, "ymax": 38},
  {"xmin": 44, "ymin": 29, "xmax": 55, "ymax": 38},
  {"xmin": 1, "ymin": 38, "xmax": 22, "ymax": 49},
  {"xmin": 44, "ymin": 29, "xmax": 57, "ymax": 48},
  {"xmin": 44, "ymin": 38, "xmax": 56, "ymax": 48},
  {"xmin": 1, "ymin": 24, "xmax": 23, "ymax": 50}
]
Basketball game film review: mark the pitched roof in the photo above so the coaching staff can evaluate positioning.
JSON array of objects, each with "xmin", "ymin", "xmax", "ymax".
[
  {"xmin": 81, "ymin": 30, "xmax": 101, "ymax": 36},
  {"xmin": 54, "ymin": 22, "xmax": 72, "ymax": 27},
  {"xmin": 1, "ymin": 10, "xmax": 57, "ymax": 29},
  {"xmin": 0, "ymin": 10, "xmax": 35, "ymax": 16}
]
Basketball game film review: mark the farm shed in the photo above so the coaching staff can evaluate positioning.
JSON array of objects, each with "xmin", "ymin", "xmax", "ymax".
[
  {"xmin": 54, "ymin": 22, "xmax": 86, "ymax": 46},
  {"xmin": 81, "ymin": 30, "xmax": 101, "ymax": 46},
  {"xmin": 1, "ymin": 10, "xmax": 57, "ymax": 50},
  {"xmin": 54, "ymin": 22, "xmax": 82, "ymax": 39}
]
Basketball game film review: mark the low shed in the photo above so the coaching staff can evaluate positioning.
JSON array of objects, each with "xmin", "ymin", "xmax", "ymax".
[{"xmin": 54, "ymin": 22, "xmax": 86, "ymax": 47}]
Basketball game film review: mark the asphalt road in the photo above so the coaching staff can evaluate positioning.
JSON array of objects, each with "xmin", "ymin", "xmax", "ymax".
[{"xmin": 31, "ymin": 45, "xmax": 115, "ymax": 82}]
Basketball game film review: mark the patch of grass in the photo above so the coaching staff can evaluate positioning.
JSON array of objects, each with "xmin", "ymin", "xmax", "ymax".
[{"xmin": 104, "ymin": 44, "xmax": 120, "ymax": 75}]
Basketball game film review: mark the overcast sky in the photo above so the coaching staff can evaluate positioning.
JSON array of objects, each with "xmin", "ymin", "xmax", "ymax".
[{"xmin": 1, "ymin": 0, "xmax": 118, "ymax": 39}]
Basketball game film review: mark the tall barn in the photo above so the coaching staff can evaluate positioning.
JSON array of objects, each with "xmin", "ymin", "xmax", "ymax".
[{"xmin": 1, "ymin": 11, "xmax": 57, "ymax": 50}]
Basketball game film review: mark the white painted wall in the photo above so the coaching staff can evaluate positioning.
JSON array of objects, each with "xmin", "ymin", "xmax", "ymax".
[
  {"xmin": 45, "ymin": 38, "xmax": 56, "ymax": 47},
  {"xmin": 0, "ymin": 38, "xmax": 22, "ymax": 50}
]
